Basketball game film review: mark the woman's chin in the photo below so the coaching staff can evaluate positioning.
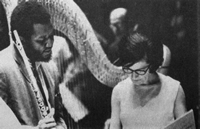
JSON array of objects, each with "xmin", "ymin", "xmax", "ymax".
[{"xmin": 133, "ymin": 80, "xmax": 148, "ymax": 86}]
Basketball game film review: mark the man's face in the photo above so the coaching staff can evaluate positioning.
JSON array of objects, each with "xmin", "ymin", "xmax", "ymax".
[
  {"xmin": 110, "ymin": 19, "xmax": 125, "ymax": 37},
  {"xmin": 25, "ymin": 23, "xmax": 54, "ymax": 62}
]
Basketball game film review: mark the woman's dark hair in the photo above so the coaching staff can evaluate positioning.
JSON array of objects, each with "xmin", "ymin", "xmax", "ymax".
[
  {"xmin": 119, "ymin": 28, "xmax": 163, "ymax": 73},
  {"xmin": 11, "ymin": 1, "xmax": 51, "ymax": 41}
]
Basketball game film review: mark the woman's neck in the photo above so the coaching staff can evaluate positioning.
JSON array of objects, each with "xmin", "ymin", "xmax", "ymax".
[
  {"xmin": 147, "ymin": 72, "xmax": 160, "ymax": 85},
  {"xmin": 133, "ymin": 73, "xmax": 161, "ymax": 106}
]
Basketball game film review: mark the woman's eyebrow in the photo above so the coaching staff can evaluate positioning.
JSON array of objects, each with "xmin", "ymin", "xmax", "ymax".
[{"xmin": 135, "ymin": 65, "xmax": 149, "ymax": 71}]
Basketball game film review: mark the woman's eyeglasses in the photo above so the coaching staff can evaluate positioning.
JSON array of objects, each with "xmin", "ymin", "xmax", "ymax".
[{"xmin": 122, "ymin": 65, "xmax": 150, "ymax": 75}]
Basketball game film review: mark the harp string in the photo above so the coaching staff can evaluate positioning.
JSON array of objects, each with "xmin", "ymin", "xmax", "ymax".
[
  {"xmin": 54, "ymin": 30, "xmax": 85, "ymax": 128},
  {"xmin": 53, "ymin": 30, "xmax": 75, "ymax": 128}
]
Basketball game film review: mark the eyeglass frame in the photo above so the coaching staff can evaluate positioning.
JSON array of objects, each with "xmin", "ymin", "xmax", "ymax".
[{"xmin": 122, "ymin": 64, "xmax": 151, "ymax": 75}]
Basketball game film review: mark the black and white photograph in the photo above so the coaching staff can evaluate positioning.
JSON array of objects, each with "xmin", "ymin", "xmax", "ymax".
[{"xmin": 0, "ymin": 0, "xmax": 198, "ymax": 128}]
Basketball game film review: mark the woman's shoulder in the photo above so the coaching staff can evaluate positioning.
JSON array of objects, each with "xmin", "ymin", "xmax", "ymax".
[
  {"xmin": 158, "ymin": 73, "xmax": 181, "ymax": 97},
  {"xmin": 113, "ymin": 77, "xmax": 132, "ymax": 93},
  {"xmin": 158, "ymin": 73, "xmax": 180, "ymax": 86}
]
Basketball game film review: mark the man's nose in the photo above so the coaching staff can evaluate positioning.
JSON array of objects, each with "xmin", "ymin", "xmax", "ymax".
[{"xmin": 45, "ymin": 38, "xmax": 53, "ymax": 48}]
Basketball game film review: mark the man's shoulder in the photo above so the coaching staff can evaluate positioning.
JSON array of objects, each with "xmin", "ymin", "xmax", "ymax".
[
  {"xmin": 0, "ymin": 46, "xmax": 15, "ymax": 68},
  {"xmin": 0, "ymin": 46, "xmax": 11, "ymax": 56}
]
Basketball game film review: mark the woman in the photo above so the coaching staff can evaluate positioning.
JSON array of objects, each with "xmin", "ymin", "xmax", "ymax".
[{"xmin": 110, "ymin": 30, "xmax": 186, "ymax": 129}]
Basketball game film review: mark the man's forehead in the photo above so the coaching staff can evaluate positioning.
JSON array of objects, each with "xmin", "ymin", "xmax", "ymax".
[
  {"xmin": 33, "ymin": 23, "xmax": 53, "ymax": 29},
  {"xmin": 32, "ymin": 23, "xmax": 53, "ymax": 36},
  {"xmin": 110, "ymin": 8, "xmax": 127, "ymax": 22},
  {"xmin": 110, "ymin": 18, "xmax": 123, "ymax": 25}
]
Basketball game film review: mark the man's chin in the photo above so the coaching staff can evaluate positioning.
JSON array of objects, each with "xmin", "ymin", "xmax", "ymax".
[
  {"xmin": 40, "ymin": 54, "xmax": 52, "ymax": 62},
  {"xmin": 43, "ymin": 56, "xmax": 52, "ymax": 62}
]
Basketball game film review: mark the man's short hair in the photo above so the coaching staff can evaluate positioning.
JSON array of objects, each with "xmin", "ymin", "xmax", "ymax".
[
  {"xmin": 109, "ymin": 8, "xmax": 127, "ymax": 24},
  {"xmin": 11, "ymin": 1, "xmax": 51, "ymax": 41}
]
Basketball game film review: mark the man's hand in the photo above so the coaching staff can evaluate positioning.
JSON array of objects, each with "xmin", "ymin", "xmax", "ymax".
[
  {"xmin": 104, "ymin": 118, "xmax": 111, "ymax": 129},
  {"xmin": 56, "ymin": 125, "xmax": 66, "ymax": 129},
  {"xmin": 37, "ymin": 108, "xmax": 56, "ymax": 129}
]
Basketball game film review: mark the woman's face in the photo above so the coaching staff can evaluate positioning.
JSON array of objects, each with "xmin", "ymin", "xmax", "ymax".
[{"xmin": 123, "ymin": 60, "xmax": 151, "ymax": 86}]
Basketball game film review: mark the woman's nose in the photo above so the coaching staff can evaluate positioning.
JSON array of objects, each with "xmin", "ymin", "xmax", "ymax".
[{"xmin": 132, "ymin": 72, "xmax": 139, "ymax": 79}]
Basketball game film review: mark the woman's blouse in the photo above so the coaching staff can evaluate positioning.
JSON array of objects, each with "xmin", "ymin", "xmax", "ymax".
[{"xmin": 116, "ymin": 73, "xmax": 180, "ymax": 129}]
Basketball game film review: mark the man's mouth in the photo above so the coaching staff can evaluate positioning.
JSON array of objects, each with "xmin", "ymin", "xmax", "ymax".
[
  {"xmin": 43, "ymin": 49, "xmax": 52, "ymax": 55},
  {"xmin": 44, "ymin": 49, "xmax": 51, "ymax": 53}
]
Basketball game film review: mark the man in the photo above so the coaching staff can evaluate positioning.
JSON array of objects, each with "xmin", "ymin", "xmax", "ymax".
[
  {"xmin": 0, "ymin": 1, "xmax": 66, "ymax": 129},
  {"xmin": 109, "ymin": 8, "xmax": 127, "ymax": 38},
  {"xmin": 107, "ymin": 8, "xmax": 128, "ymax": 65}
]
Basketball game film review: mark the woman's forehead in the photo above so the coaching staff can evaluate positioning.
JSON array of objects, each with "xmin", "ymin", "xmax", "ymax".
[{"xmin": 129, "ymin": 60, "xmax": 148, "ymax": 70}]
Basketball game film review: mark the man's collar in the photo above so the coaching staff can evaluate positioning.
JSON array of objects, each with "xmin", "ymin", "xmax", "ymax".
[
  {"xmin": 11, "ymin": 43, "xmax": 32, "ymax": 82},
  {"xmin": 35, "ymin": 62, "xmax": 42, "ymax": 71}
]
